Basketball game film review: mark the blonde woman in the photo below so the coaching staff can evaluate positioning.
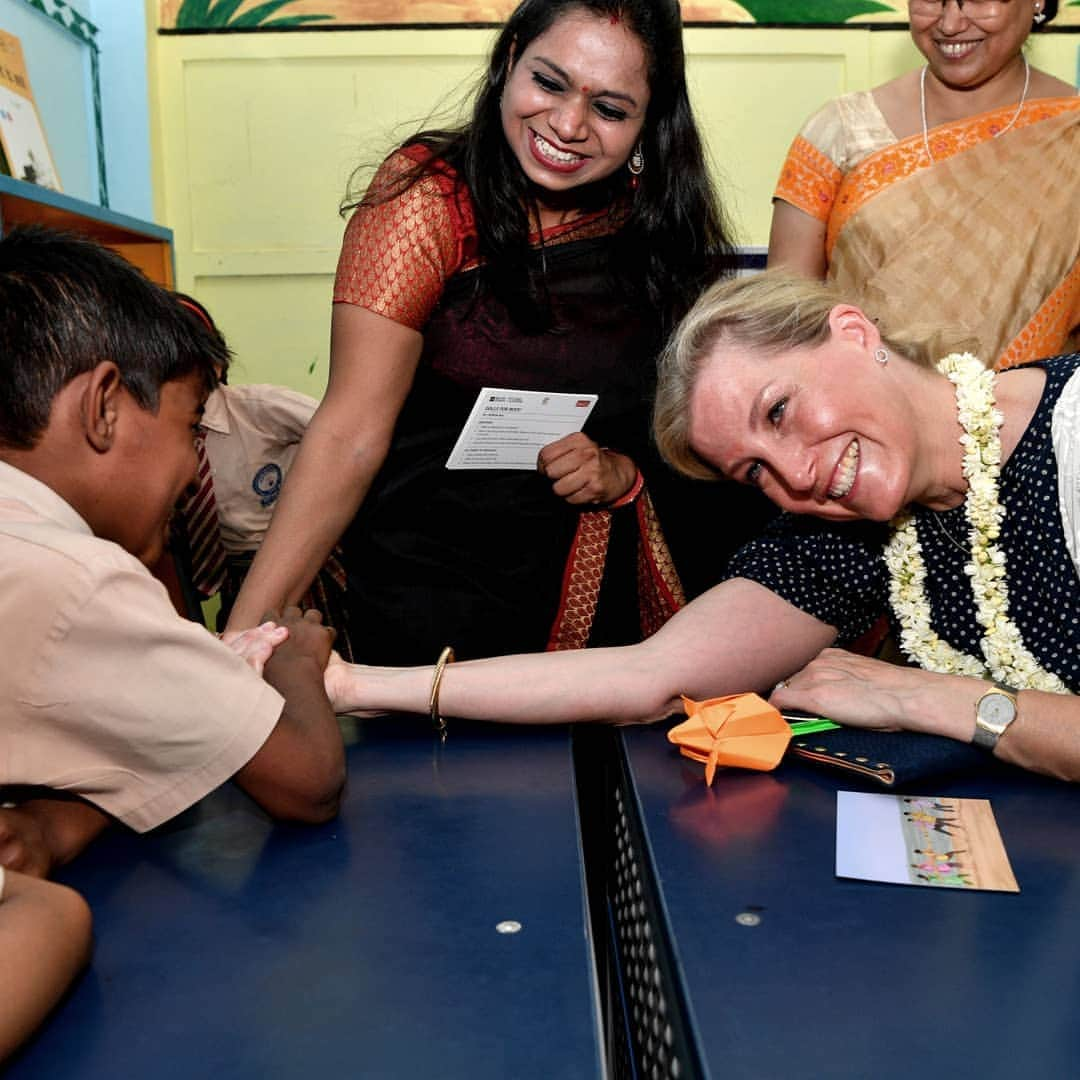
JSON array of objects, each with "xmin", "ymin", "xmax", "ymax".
[{"xmin": 325, "ymin": 272, "xmax": 1080, "ymax": 782}]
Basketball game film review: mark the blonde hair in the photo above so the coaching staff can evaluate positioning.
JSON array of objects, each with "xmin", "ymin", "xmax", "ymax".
[{"xmin": 653, "ymin": 271, "xmax": 975, "ymax": 480}]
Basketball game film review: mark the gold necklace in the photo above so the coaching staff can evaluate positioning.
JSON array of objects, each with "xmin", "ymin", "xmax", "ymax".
[{"xmin": 929, "ymin": 507, "xmax": 969, "ymax": 555}]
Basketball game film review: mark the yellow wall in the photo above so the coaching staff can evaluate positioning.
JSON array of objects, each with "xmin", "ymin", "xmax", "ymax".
[{"xmin": 148, "ymin": 20, "xmax": 1078, "ymax": 393}]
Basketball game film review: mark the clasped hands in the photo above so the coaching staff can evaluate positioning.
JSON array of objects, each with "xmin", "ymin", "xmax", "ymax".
[
  {"xmin": 221, "ymin": 606, "xmax": 335, "ymax": 677},
  {"xmin": 536, "ymin": 433, "xmax": 637, "ymax": 507},
  {"xmin": 222, "ymin": 607, "xmax": 361, "ymax": 714}
]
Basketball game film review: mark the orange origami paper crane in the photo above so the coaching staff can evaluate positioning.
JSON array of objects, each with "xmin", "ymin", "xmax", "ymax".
[{"xmin": 668, "ymin": 692, "xmax": 792, "ymax": 785}]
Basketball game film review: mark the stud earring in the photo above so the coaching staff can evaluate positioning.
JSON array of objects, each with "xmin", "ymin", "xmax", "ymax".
[{"xmin": 874, "ymin": 347, "xmax": 889, "ymax": 365}]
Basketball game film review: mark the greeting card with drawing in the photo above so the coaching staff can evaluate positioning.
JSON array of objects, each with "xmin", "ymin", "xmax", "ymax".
[{"xmin": 836, "ymin": 791, "xmax": 1019, "ymax": 892}]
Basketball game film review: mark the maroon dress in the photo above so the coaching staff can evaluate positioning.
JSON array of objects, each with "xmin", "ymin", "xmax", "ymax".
[{"xmin": 334, "ymin": 148, "xmax": 683, "ymax": 664}]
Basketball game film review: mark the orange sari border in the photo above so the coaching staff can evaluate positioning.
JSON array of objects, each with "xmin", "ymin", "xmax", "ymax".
[
  {"xmin": 825, "ymin": 97, "xmax": 1080, "ymax": 258},
  {"xmin": 999, "ymin": 259, "xmax": 1080, "ymax": 372},
  {"xmin": 773, "ymin": 134, "xmax": 843, "ymax": 225}
]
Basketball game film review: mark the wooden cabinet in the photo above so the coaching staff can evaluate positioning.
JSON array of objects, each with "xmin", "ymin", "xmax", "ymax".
[{"xmin": 0, "ymin": 174, "xmax": 173, "ymax": 285}]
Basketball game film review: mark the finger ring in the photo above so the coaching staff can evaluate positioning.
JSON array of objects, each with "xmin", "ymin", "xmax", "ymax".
[{"xmin": 774, "ymin": 680, "xmax": 788, "ymax": 690}]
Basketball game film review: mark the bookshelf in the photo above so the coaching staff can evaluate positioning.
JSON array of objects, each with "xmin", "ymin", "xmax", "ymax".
[{"xmin": 0, "ymin": 174, "xmax": 172, "ymax": 285}]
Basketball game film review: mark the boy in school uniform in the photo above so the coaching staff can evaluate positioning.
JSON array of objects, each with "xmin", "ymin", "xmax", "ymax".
[
  {"xmin": 0, "ymin": 227, "xmax": 345, "ymax": 877},
  {"xmin": 200, "ymin": 380, "xmax": 316, "ymax": 558},
  {"xmin": 171, "ymin": 295, "xmax": 351, "ymax": 656}
]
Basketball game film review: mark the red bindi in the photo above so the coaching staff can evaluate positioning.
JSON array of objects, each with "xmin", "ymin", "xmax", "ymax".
[
  {"xmin": 610, "ymin": 13, "xmax": 620, "ymax": 23},
  {"xmin": 581, "ymin": 85, "xmax": 590, "ymax": 93}
]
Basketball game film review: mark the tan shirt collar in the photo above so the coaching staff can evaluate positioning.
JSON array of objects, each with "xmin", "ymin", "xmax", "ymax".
[
  {"xmin": 0, "ymin": 459, "xmax": 92, "ymax": 535},
  {"xmin": 200, "ymin": 387, "xmax": 232, "ymax": 436}
]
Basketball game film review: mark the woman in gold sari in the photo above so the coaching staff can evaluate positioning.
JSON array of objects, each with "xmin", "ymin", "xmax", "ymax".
[{"xmin": 768, "ymin": 0, "xmax": 1079, "ymax": 371}]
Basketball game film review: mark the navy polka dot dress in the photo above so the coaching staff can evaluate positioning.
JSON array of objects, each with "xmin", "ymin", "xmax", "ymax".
[{"xmin": 726, "ymin": 353, "xmax": 1080, "ymax": 691}]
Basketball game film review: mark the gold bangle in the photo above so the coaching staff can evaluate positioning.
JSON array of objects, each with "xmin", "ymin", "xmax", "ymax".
[{"xmin": 429, "ymin": 645, "xmax": 455, "ymax": 740}]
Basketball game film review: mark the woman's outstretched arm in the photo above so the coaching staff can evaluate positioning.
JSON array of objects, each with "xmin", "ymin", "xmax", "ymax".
[{"xmin": 325, "ymin": 577, "xmax": 837, "ymax": 725}]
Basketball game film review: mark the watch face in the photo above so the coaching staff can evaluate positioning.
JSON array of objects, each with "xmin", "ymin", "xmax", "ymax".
[{"xmin": 978, "ymin": 692, "xmax": 1016, "ymax": 730}]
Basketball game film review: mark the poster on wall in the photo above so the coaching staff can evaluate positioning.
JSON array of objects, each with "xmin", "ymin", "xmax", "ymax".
[
  {"xmin": 0, "ymin": 30, "xmax": 61, "ymax": 191},
  {"xmin": 158, "ymin": 0, "xmax": 1080, "ymax": 31}
]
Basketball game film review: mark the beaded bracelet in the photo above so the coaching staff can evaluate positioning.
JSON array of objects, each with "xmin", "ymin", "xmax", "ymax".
[{"xmin": 429, "ymin": 645, "xmax": 455, "ymax": 741}]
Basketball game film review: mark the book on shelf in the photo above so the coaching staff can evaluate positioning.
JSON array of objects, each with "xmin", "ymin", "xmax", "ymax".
[{"xmin": 0, "ymin": 29, "xmax": 61, "ymax": 191}]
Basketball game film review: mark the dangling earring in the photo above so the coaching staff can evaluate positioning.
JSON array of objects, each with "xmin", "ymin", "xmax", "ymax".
[
  {"xmin": 874, "ymin": 347, "xmax": 889, "ymax": 366},
  {"xmin": 1033, "ymin": 3, "xmax": 1046, "ymax": 22},
  {"xmin": 628, "ymin": 143, "xmax": 644, "ymax": 189}
]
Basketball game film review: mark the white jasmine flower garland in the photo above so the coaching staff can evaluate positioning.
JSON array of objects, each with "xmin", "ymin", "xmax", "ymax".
[{"xmin": 884, "ymin": 353, "xmax": 1068, "ymax": 692}]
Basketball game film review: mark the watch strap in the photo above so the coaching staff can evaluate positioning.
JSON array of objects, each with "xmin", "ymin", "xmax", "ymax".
[{"xmin": 972, "ymin": 681, "xmax": 1018, "ymax": 751}]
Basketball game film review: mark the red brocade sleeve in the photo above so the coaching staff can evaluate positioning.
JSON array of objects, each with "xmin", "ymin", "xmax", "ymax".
[{"xmin": 332, "ymin": 148, "xmax": 473, "ymax": 332}]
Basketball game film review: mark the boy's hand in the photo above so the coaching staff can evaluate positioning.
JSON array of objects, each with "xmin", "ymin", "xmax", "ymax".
[
  {"xmin": 264, "ymin": 607, "xmax": 335, "ymax": 673},
  {"xmin": 221, "ymin": 620, "xmax": 290, "ymax": 676},
  {"xmin": 0, "ymin": 808, "xmax": 52, "ymax": 878},
  {"xmin": 0, "ymin": 801, "xmax": 109, "ymax": 878},
  {"xmin": 233, "ymin": 608, "xmax": 344, "ymax": 823}
]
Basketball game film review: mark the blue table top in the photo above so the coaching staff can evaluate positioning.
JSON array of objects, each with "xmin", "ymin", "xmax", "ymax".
[
  {"xmin": 10, "ymin": 718, "xmax": 603, "ymax": 1080},
  {"xmin": 620, "ymin": 724, "xmax": 1080, "ymax": 1080}
]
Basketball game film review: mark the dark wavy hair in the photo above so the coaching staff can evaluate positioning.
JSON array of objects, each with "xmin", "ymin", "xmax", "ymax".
[
  {"xmin": 343, "ymin": 0, "xmax": 735, "ymax": 333},
  {"xmin": 0, "ymin": 227, "xmax": 227, "ymax": 450}
]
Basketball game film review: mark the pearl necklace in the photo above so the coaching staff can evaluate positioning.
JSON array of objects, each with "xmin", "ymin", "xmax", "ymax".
[
  {"xmin": 883, "ymin": 353, "xmax": 1069, "ymax": 693},
  {"xmin": 920, "ymin": 56, "xmax": 1030, "ymax": 164}
]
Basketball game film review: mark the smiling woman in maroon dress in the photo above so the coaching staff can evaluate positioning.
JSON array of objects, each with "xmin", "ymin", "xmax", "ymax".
[{"xmin": 225, "ymin": 0, "xmax": 766, "ymax": 663}]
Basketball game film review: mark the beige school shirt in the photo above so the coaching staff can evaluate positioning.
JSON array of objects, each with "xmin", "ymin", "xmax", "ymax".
[
  {"xmin": 200, "ymin": 384, "xmax": 318, "ymax": 554},
  {"xmin": 0, "ymin": 461, "xmax": 283, "ymax": 831}
]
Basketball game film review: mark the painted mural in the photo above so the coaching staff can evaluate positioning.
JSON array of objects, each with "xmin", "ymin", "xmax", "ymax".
[{"xmin": 159, "ymin": 0, "xmax": 1080, "ymax": 31}]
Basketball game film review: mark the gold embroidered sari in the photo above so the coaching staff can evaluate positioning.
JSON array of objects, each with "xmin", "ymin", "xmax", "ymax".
[{"xmin": 776, "ymin": 96, "xmax": 1080, "ymax": 369}]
